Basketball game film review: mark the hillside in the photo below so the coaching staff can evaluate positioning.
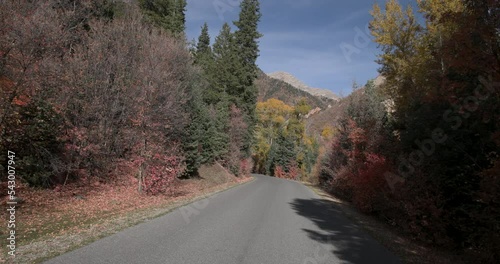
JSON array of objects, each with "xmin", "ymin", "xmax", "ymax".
[
  {"xmin": 305, "ymin": 77, "xmax": 384, "ymax": 136},
  {"xmin": 256, "ymin": 70, "xmax": 334, "ymax": 109},
  {"xmin": 305, "ymin": 99, "xmax": 345, "ymax": 135},
  {"xmin": 268, "ymin": 71, "xmax": 340, "ymax": 101}
]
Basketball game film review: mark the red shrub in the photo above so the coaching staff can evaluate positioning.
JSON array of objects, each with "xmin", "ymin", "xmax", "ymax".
[
  {"xmin": 274, "ymin": 162, "xmax": 300, "ymax": 180},
  {"xmin": 143, "ymin": 155, "xmax": 184, "ymax": 195},
  {"xmin": 351, "ymin": 153, "xmax": 390, "ymax": 213},
  {"xmin": 287, "ymin": 162, "xmax": 300, "ymax": 180},
  {"xmin": 274, "ymin": 166, "xmax": 286, "ymax": 179},
  {"xmin": 239, "ymin": 158, "xmax": 252, "ymax": 177}
]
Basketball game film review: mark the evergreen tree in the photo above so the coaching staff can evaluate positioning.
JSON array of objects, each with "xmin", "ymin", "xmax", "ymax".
[
  {"xmin": 194, "ymin": 23, "xmax": 212, "ymax": 64},
  {"xmin": 265, "ymin": 131, "xmax": 295, "ymax": 176},
  {"xmin": 171, "ymin": 0, "xmax": 187, "ymax": 34},
  {"xmin": 210, "ymin": 23, "xmax": 241, "ymax": 106},
  {"xmin": 233, "ymin": 0, "xmax": 262, "ymax": 82},
  {"xmin": 139, "ymin": 0, "xmax": 186, "ymax": 35},
  {"xmin": 233, "ymin": 0, "xmax": 262, "ymax": 155},
  {"xmin": 183, "ymin": 83, "xmax": 230, "ymax": 176},
  {"xmin": 186, "ymin": 0, "xmax": 263, "ymax": 175},
  {"xmin": 182, "ymin": 80, "xmax": 209, "ymax": 176},
  {"xmin": 211, "ymin": 101, "xmax": 230, "ymax": 161},
  {"xmin": 185, "ymin": 24, "xmax": 235, "ymax": 176}
]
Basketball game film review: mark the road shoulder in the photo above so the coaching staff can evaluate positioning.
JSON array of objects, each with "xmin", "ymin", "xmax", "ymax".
[{"xmin": 303, "ymin": 182, "xmax": 464, "ymax": 264}]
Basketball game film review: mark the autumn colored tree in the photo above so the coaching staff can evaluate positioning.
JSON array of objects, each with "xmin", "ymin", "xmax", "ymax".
[
  {"xmin": 0, "ymin": 1, "xmax": 72, "ymax": 186},
  {"xmin": 369, "ymin": 0, "xmax": 423, "ymax": 114},
  {"xmin": 0, "ymin": 1, "xmax": 196, "ymax": 193},
  {"xmin": 58, "ymin": 6, "xmax": 192, "ymax": 190},
  {"xmin": 253, "ymin": 98, "xmax": 318, "ymax": 178},
  {"xmin": 224, "ymin": 105, "xmax": 248, "ymax": 176},
  {"xmin": 313, "ymin": 0, "xmax": 500, "ymax": 259},
  {"xmin": 253, "ymin": 99, "xmax": 293, "ymax": 173}
]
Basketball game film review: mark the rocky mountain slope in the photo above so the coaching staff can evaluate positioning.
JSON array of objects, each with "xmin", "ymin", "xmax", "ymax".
[
  {"xmin": 267, "ymin": 71, "xmax": 340, "ymax": 101},
  {"xmin": 255, "ymin": 70, "xmax": 334, "ymax": 109}
]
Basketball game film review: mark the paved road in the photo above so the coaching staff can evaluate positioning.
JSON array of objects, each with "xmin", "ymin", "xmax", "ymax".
[{"xmin": 45, "ymin": 175, "xmax": 400, "ymax": 264}]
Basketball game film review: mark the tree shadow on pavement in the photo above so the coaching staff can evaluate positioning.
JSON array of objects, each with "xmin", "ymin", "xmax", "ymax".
[{"xmin": 290, "ymin": 198, "xmax": 401, "ymax": 264}]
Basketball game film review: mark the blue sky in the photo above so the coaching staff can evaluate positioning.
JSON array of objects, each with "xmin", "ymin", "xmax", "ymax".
[{"xmin": 185, "ymin": 0, "xmax": 416, "ymax": 97}]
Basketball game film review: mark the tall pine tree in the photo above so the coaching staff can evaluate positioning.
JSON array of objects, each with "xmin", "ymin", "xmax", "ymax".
[
  {"xmin": 233, "ymin": 0, "xmax": 262, "ymax": 155},
  {"xmin": 170, "ymin": 0, "xmax": 187, "ymax": 34},
  {"xmin": 194, "ymin": 23, "xmax": 212, "ymax": 65},
  {"xmin": 210, "ymin": 23, "xmax": 240, "ymax": 106}
]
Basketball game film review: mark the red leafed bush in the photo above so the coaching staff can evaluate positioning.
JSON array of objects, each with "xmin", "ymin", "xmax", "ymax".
[
  {"xmin": 239, "ymin": 158, "xmax": 252, "ymax": 177},
  {"xmin": 225, "ymin": 105, "xmax": 248, "ymax": 176},
  {"xmin": 274, "ymin": 162, "xmax": 299, "ymax": 180},
  {"xmin": 351, "ymin": 153, "xmax": 390, "ymax": 213},
  {"xmin": 274, "ymin": 166, "xmax": 286, "ymax": 179},
  {"xmin": 143, "ymin": 155, "xmax": 184, "ymax": 195},
  {"xmin": 346, "ymin": 119, "xmax": 367, "ymax": 163},
  {"xmin": 287, "ymin": 161, "xmax": 300, "ymax": 180}
]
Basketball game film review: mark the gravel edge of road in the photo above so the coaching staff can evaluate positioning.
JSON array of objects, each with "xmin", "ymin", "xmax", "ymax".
[
  {"xmin": 12, "ymin": 177, "xmax": 255, "ymax": 264},
  {"xmin": 302, "ymin": 182, "xmax": 464, "ymax": 264}
]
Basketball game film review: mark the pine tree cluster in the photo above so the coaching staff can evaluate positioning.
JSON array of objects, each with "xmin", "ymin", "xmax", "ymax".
[{"xmin": 184, "ymin": 0, "xmax": 262, "ymax": 176}]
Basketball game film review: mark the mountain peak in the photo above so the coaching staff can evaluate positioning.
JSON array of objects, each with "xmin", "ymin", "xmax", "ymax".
[{"xmin": 267, "ymin": 71, "xmax": 339, "ymax": 101}]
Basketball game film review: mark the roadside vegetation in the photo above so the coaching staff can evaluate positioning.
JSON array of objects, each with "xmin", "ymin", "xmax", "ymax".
[
  {"xmin": 252, "ymin": 98, "xmax": 319, "ymax": 180},
  {"xmin": 0, "ymin": 0, "xmax": 260, "ymax": 191},
  {"xmin": 0, "ymin": 0, "xmax": 260, "ymax": 260},
  {"xmin": 1, "ymin": 0, "xmax": 498, "ymax": 263},
  {"xmin": 314, "ymin": 0, "xmax": 499, "ymax": 261}
]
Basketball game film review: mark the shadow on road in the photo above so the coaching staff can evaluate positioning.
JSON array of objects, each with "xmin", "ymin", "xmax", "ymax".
[{"xmin": 289, "ymin": 198, "xmax": 400, "ymax": 264}]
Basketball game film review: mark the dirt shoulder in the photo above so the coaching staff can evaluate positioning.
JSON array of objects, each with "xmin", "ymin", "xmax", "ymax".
[
  {"xmin": 303, "ymin": 183, "xmax": 464, "ymax": 264},
  {"xmin": 1, "ymin": 169, "xmax": 253, "ymax": 264}
]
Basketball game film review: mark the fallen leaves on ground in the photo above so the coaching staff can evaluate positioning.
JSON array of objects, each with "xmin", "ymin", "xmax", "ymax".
[{"xmin": 0, "ymin": 172, "xmax": 251, "ymax": 263}]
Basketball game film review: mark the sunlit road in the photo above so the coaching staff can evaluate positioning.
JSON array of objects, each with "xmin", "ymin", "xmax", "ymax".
[{"xmin": 45, "ymin": 174, "xmax": 401, "ymax": 264}]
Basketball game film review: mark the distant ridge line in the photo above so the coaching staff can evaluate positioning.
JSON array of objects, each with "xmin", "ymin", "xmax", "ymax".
[{"xmin": 267, "ymin": 71, "xmax": 340, "ymax": 101}]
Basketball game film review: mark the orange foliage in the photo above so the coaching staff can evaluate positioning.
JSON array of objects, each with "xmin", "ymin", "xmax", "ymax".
[{"xmin": 11, "ymin": 94, "xmax": 30, "ymax": 106}]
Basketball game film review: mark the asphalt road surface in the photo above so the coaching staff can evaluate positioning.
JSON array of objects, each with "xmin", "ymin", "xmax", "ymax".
[{"xmin": 45, "ymin": 174, "xmax": 401, "ymax": 264}]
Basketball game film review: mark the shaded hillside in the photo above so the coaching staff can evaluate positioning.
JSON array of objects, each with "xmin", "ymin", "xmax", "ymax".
[
  {"xmin": 256, "ymin": 70, "xmax": 333, "ymax": 109},
  {"xmin": 305, "ymin": 76, "xmax": 385, "ymax": 136},
  {"xmin": 305, "ymin": 100, "xmax": 344, "ymax": 135}
]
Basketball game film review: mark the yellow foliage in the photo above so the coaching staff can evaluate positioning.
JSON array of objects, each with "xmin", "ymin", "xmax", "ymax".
[
  {"xmin": 256, "ymin": 98, "xmax": 294, "ymax": 137},
  {"xmin": 321, "ymin": 125, "xmax": 335, "ymax": 139},
  {"xmin": 418, "ymin": 0, "xmax": 464, "ymax": 36},
  {"xmin": 256, "ymin": 98, "xmax": 293, "ymax": 117},
  {"xmin": 294, "ymin": 98, "xmax": 312, "ymax": 117},
  {"xmin": 254, "ymin": 99, "xmax": 295, "ymax": 173},
  {"xmin": 370, "ymin": 0, "xmax": 420, "ymax": 49},
  {"xmin": 253, "ymin": 98, "xmax": 317, "ymax": 175},
  {"xmin": 369, "ymin": 0, "xmax": 427, "ymax": 111},
  {"xmin": 370, "ymin": 0, "xmax": 467, "ymax": 113},
  {"xmin": 272, "ymin": 115, "xmax": 286, "ymax": 125}
]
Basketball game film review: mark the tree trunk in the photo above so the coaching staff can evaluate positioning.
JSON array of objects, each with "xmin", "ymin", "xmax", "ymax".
[
  {"xmin": 138, "ymin": 161, "xmax": 144, "ymax": 193},
  {"xmin": 138, "ymin": 137, "xmax": 147, "ymax": 193}
]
